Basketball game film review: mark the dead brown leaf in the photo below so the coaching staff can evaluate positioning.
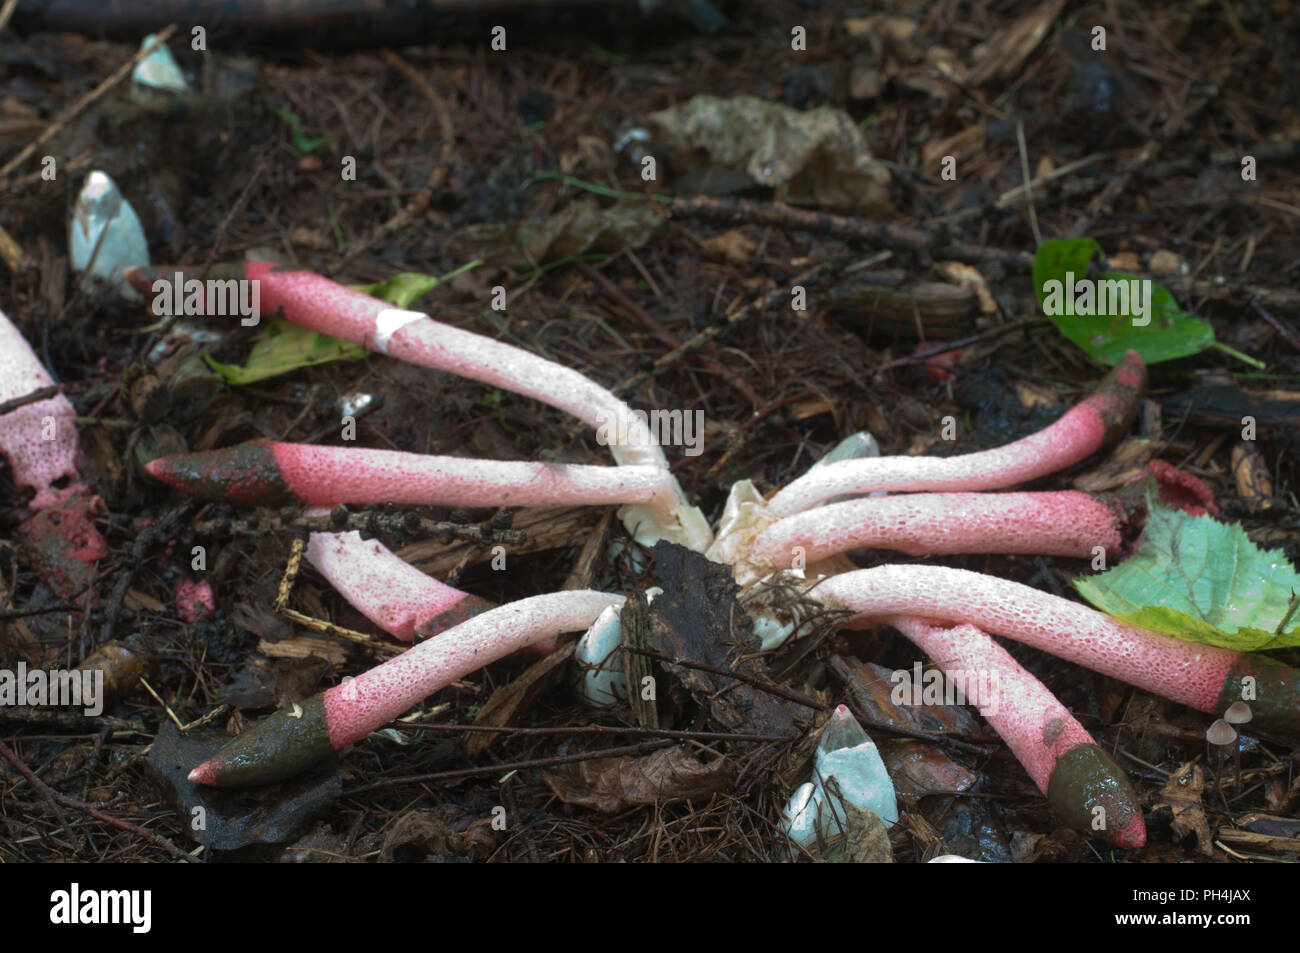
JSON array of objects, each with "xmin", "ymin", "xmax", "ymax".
[
  {"xmin": 1153, "ymin": 761, "xmax": 1213, "ymax": 856},
  {"xmin": 700, "ymin": 229, "xmax": 756, "ymax": 266},
  {"xmin": 543, "ymin": 745, "xmax": 734, "ymax": 813}
]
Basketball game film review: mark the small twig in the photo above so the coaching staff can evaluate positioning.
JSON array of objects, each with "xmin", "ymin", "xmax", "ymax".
[
  {"xmin": 192, "ymin": 506, "xmax": 525, "ymax": 546},
  {"xmin": 345, "ymin": 740, "xmax": 677, "ymax": 793},
  {"xmin": 669, "ymin": 195, "xmax": 1034, "ymax": 269},
  {"xmin": 0, "ymin": 739, "xmax": 195, "ymax": 862},
  {"xmin": 871, "ymin": 319, "xmax": 1035, "ymax": 374},
  {"xmin": 445, "ymin": 509, "xmax": 513, "ymax": 588},
  {"xmin": 0, "ymin": 26, "xmax": 178, "ymax": 182},
  {"xmin": 1015, "ymin": 120, "xmax": 1042, "ymax": 247},
  {"xmin": 0, "ymin": 0, "xmax": 20, "ymax": 32},
  {"xmin": 1250, "ymin": 297, "xmax": 1300, "ymax": 355},
  {"xmin": 626, "ymin": 645, "xmax": 823, "ymax": 709},
  {"xmin": 402, "ymin": 723, "xmax": 795, "ymax": 743},
  {"xmin": 0, "ymin": 384, "xmax": 59, "ymax": 418}
]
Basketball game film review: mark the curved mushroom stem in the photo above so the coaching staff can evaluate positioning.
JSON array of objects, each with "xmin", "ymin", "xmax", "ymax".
[
  {"xmin": 766, "ymin": 351, "xmax": 1146, "ymax": 516},
  {"xmin": 815, "ymin": 565, "xmax": 1300, "ymax": 737},
  {"xmin": 125, "ymin": 263, "xmax": 711, "ymax": 551},
  {"xmin": 188, "ymin": 590, "xmax": 625, "ymax": 787},
  {"xmin": 888, "ymin": 616, "xmax": 1145, "ymax": 848}
]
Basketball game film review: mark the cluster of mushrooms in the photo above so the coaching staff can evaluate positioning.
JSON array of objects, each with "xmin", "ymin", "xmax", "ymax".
[{"xmin": 3, "ymin": 262, "xmax": 1294, "ymax": 852}]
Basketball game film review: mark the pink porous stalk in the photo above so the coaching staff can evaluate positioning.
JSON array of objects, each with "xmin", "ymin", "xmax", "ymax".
[
  {"xmin": 766, "ymin": 351, "xmax": 1146, "ymax": 516},
  {"xmin": 125, "ymin": 263, "xmax": 711, "ymax": 550},
  {"xmin": 187, "ymin": 590, "xmax": 624, "ymax": 785},
  {"xmin": 889, "ymin": 616, "xmax": 1145, "ymax": 848},
  {"xmin": 752, "ymin": 490, "xmax": 1124, "ymax": 564},
  {"xmin": 146, "ymin": 440, "xmax": 683, "ymax": 510},
  {"xmin": 0, "ymin": 308, "xmax": 107, "ymax": 598},
  {"xmin": 0, "ymin": 307, "xmax": 84, "ymax": 509},
  {"xmin": 816, "ymin": 565, "xmax": 1233, "ymax": 715},
  {"xmin": 304, "ymin": 525, "xmax": 491, "ymax": 641},
  {"xmin": 751, "ymin": 460, "xmax": 1218, "ymax": 567},
  {"xmin": 320, "ymin": 590, "xmax": 622, "ymax": 747}
]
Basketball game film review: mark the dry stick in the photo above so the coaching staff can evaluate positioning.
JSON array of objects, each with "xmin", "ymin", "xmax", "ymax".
[
  {"xmin": 192, "ymin": 506, "xmax": 525, "ymax": 545},
  {"xmin": 404, "ymin": 723, "xmax": 794, "ymax": 743},
  {"xmin": 675, "ymin": 194, "xmax": 1300, "ymax": 312},
  {"xmin": 195, "ymin": 154, "xmax": 269, "ymax": 275},
  {"xmin": 0, "ymin": 383, "xmax": 60, "ymax": 418},
  {"xmin": 0, "ymin": 0, "xmax": 21, "ymax": 32},
  {"xmin": 930, "ymin": 153, "xmax": 1105, "ymax": 228},
  {"xmin": 871, "ymin": 319, "xmax": 1033, "ymax": 374},
  {"xmin": 0, "ymin": 740, "xmax": 80, "ymax": 849},
  {"xmin": 1015, "ymin": 120, "xmax": 1042, "ymax": 248},
  {"xmin": 669, "ymin": 195, "xmax": 1032, "ymax": 269},
  {"xmin": 274, "ymin": 535, "xmax": 403, "ymax": 656},
  {"xmin": 0, "ymin": 26, "xmax": 177, "ymax": 182},
  {"xmin": 1250, "ymin": 297, "xmax": 1300, "ymax": 355},
  {"xmin": 0, "ymin": 740, "xmax": 194, "ymax": 862},
  {"xmin": 328, "ymin": 48, "xmax": 455, "ymax": 273},
  {"xmin": 346, "ymin": 740, "xmax": 677, "ymax": 794},
  {"xmin": 625, "ymin": 645, "xmax": 822, "ymax": 709}
]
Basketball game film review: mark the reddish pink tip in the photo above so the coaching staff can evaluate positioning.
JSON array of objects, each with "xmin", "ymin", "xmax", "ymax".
[
  {"xmin": 188, "ymin": 761, "xmax": 218, "ymax": 786},
  {"xmin": 1112, "ymin": 812, "xmax": 1147, "ymax": 849}
]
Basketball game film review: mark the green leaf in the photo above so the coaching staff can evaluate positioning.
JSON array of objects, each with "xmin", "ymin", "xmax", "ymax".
[
  {"xmin": 1033, "ymin": 238, "xmax": 1218, "ymax": 366},
  {"xmin": 270, "ymin": 106, "xmax": 329, "ymax": 154},
  {"xmin": 205, "ymin": 320, "xmax": 365, "ymax": 386},
  {"xmin": 351, "ymin": 273, "xmax": 443, "ymax": 310},
  {"xmin": 1074, "ymin": 485, "xmax": 1300, "ymax": 650},
  {"xmin": 350, "ymin": 261, "xmax": 483, "ymax": 310}
]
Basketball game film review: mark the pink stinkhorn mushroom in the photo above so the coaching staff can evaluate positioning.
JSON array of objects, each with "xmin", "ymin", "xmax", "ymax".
[
  {"xmin": 0, "ymin": 307, "xmax": 106, "ymax": 597},
  {"xmin": 753, "ymin": 490, "xmax": 1126, "ymax": 563},
  {"xmin": 0, "ymin": 309, "xmax": 82, "ymax": 509},
  {"xmin": 124, "ymin": 262, "xmax": 711, "ymax": 551},
  {"xmin": 187, "ymin": 590, "xmax": 624, "ymax": 787},
  {"xmin": 889, "ymin": 616, "xmax": 1145, "ymax": 847},
  {"xmin": 815, "ymin": 566, "xmax": 1300, "ymax": 737},
  {"xmin": 146, "ymin": 439, "xmax": 687, "ymax": 513},
  {"xmin": 750, "ymin": 461, "xmax": 1218, "ymax": 566},
  {"xmin": 304, "ymin": 528, "xmax": 491, "ymax": 641},
  {"xmin": 765, "ymin": 350, "xmax": 1146, "ymax": 516}
]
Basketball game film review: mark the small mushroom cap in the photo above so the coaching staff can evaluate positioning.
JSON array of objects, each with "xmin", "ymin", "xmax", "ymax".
[
  {"xmin": 1206, "ymin": 718, "xmax": 1238, "ymax": 746},
  {"xmin": 1224, "ymin": 701, "xmax": 1253, "ymax": 725}
]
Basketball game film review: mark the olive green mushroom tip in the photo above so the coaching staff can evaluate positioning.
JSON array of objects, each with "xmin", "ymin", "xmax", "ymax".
[
  {"xmin": 1205, "ymin": 718, "xmax": 1238, "ymax": 746},
  {"xmin": 1223, "ymin": 701, "xmax": 1253, "ymax": 725}
]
